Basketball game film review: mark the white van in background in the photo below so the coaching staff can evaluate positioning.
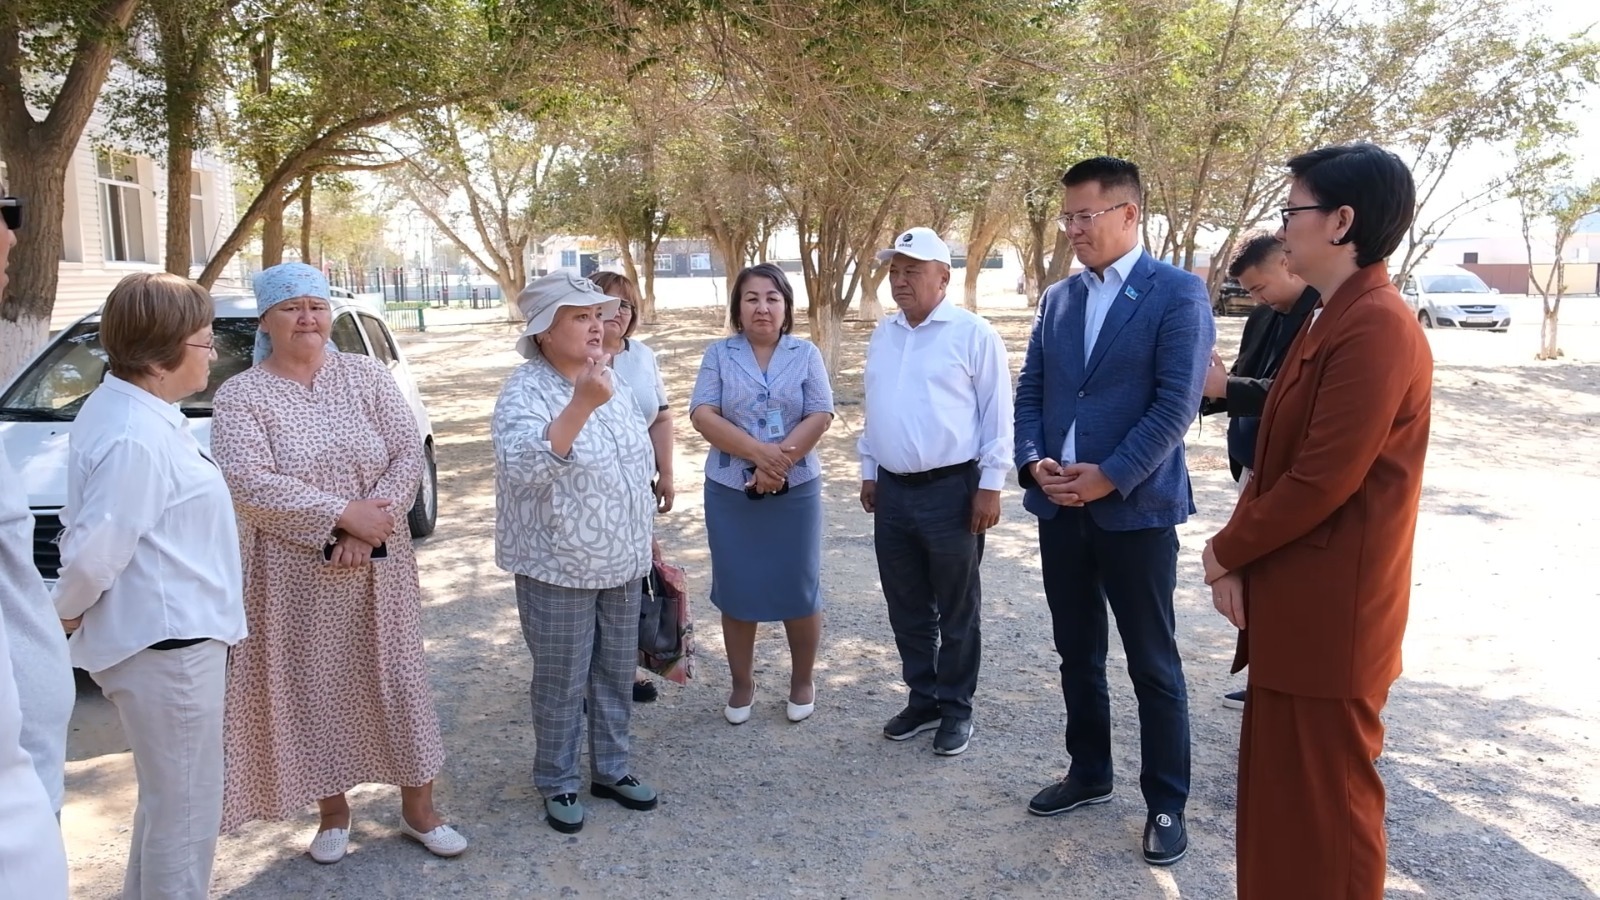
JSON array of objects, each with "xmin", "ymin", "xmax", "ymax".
[{"xmin": 1400, "ymin": 265, "xmax": 1510, "ymax": 333}]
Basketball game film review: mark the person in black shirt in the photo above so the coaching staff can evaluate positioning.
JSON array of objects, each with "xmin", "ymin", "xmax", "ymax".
[{"xmin": 1200, "ymin": 233, "xmax": 1318, "ymax": 709}]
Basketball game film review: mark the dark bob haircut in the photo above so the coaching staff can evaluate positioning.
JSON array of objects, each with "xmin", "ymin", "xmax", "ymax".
[
  {"xmin": 1228, "ymin": 232, "xmax": 1285, "ymax": 278},
  {"xmin": 728, "ymin": 263, "xmax": 795, "ymax": 335},
  {"xmin": 1286, "ymin": 142, "xmax": 1415, "ymax": 268},
  {"xmin": 1061, "ymin": 156, "xmax": 1143, "ymax": 207}
]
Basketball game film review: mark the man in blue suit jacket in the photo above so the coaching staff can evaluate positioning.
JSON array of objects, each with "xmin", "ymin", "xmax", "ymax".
[{"xmin": 1013, "ymin": 157, "xmax": 1213, "ymax": 867}]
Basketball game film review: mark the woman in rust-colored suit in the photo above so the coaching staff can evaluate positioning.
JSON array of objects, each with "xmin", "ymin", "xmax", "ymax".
[{"xmin": 1201, "ymin": 143, "xmax": 1432, "ymax": 899}]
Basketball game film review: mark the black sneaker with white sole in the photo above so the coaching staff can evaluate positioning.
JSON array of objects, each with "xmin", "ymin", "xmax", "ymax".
[
  {"xmin": 932, "ymin": 717, "xmax": 972, "ymax": 756},
  {"xmin": 1143, "ymin": 811, "xmax": 1188, "ymax": 866},
  {"xmin": 1027, "ymin": 778, "xmax": 1114, "ymax": 816},
  {"xmin": 883, "ymin": 705, "xmax": 942, "ymax": 741},
  {"xmin": 1222, "ymin": 690, "xmax": 1245, "ymax": 710}
]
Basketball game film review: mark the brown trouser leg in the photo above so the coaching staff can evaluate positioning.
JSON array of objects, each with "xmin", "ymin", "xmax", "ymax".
[{"xmin": 1237, "ymin": 685, "xmax": 1390, "ymax": 900}]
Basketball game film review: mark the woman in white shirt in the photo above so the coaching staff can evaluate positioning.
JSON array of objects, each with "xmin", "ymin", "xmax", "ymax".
[
  {"xmin": 53, "ymin": 272, "xmax": 247, "ymax": 900},
  {"xmin": 0, "ymin": 188, "xmax": 69, "ymax": 899},
  {"xmin": 590, "ymin": 271, "xmax": 674, "ymax": 703},
  {"xmin": 492, "ymin": 271, "xmax": 659, "ymax": 834}
]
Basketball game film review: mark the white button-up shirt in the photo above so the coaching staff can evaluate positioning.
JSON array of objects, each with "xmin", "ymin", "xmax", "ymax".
[
  {"xmin": 1063, "ymin": 242, "xmax": 1144, "ymax": 463},
  {"xmin": 52, "ymin": 376, "xmax": 246, "ymax": 674},
  {"xmin": 859, "ymin": 299, "xmax": 1015, "ymax": 491}
]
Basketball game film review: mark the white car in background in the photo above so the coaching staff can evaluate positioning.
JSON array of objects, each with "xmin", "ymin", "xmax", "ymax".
[
  {"xmin": 0, "ymin": 292, "xmax": 438, "ymax": 586},
  {"xmin": 1401, "ymin": 265, "xmax": 1511, "ymax": 333}
]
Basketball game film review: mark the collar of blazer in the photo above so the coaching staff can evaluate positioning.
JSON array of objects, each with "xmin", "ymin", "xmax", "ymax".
[
  {"xmin": 1290, "ymin": 263, "xmax": 1393, "ymax": 365},
  {"xmin": 1258, "ymin": 263, "xmax": 1396, "ymax": 451},
  {"xmin": 1076, "ymin": 249, "xmax": 1157, "ymax": 380},
  {"xmin": 725, "ymin": 332, "xmax": 803, "ymax": 387}
]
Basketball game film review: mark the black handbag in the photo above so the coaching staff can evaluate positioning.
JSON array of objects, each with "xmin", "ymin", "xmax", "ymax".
[{"xmin": 638, "ymin": 562, "xmax": 682, "ymax": 657}]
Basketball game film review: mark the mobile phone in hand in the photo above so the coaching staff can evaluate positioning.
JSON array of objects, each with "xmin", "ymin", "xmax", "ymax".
[{"xmin": 323, "ymin": 541, "xmax": 389, "ymax": 561}]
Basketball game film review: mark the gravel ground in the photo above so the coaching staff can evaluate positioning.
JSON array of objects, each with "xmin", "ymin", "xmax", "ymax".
[{"xmin": 59, "ymin": 279, "xmax": 1600, "ymax": 899}]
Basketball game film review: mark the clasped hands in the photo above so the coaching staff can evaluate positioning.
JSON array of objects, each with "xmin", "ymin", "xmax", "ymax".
[
  {"xmin": 330, "ymin": 497, "xmax": 396, "ymax": 568},
  {"xmin": 746, "ymin": 441, "xmax": 797, "ymax": 495},
  {"xmin": 1029, "ymin": 458, "xmax": 1115, "ymax": 507}
]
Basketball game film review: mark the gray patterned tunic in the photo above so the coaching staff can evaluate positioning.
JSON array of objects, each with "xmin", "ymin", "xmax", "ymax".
[{"xmin": 492, "ymin": 354, "xmax": 654, "ymax": 589}]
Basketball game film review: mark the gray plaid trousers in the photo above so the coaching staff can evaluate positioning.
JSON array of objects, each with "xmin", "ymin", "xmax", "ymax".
[{"xmin": 514, "ymin": 575, "xmax": 641, "ymax": 798}]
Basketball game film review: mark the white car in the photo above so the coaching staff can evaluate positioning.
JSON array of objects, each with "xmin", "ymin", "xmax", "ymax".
[
  {"xmin": 0, "ymin": 292, "xmax": 438, "ymax": 586},
  {"xmin": 1401, "ymin": 265, "xmax": 1510, "ymax": 333}
]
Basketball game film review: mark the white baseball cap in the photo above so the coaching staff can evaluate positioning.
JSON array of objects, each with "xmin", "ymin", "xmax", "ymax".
[{"xmin": 876, "ymin": 227, "xmax": 952, "ymax": 265}]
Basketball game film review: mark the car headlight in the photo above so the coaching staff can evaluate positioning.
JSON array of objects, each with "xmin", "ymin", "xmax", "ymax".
[{"xmin": 1438, "ymin": 305, "xmax": 1463, "ymax": 316}]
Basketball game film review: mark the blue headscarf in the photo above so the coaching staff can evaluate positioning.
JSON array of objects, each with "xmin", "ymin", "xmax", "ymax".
[{"xmin": 252, "ymin": 262, "xmax": 333, "ymax": 364}]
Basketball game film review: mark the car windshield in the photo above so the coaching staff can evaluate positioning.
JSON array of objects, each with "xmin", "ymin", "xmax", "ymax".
[
  {"xmin": 1420, "ymin": 274, "xmax": 1490, "ymax": 294},
  {"xmin": 0, "ymin": 318, "xmax": 259, "ymax": 421}
]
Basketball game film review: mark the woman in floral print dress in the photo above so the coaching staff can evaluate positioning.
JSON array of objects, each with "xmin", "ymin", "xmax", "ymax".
[{"xmin": 211, "ymin": 263, "xmax": 466, "ymax": 863}]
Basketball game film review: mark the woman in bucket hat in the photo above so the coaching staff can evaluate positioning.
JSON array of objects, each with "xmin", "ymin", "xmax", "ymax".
[{"xmin": 492, "ymin": 270, "xmax": 660, "ymax": 833}]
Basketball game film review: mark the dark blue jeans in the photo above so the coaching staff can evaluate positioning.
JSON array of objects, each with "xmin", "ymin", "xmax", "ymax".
[
  {"xmin": 1039, "ymin": 506, "xmax": 1190, "ymax": 812},
  {"xmin": 873, "ymin": 467, "xmax": 983, "ymax": 720}
]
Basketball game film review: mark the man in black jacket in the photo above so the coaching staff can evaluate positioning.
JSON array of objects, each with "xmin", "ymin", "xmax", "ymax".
[{"xmin": 1200, "ymin": 233, "xmax": 1318, "ymax": 709}]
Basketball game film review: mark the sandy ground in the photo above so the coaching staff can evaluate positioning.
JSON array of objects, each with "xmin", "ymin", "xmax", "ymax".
[{"xmin": 59, "ymin": 274, "xmax": 1600, "ymax": 898}]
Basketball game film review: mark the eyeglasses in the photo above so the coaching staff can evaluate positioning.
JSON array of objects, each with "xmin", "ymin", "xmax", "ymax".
[
  {"xmin": 1, "ymin": 197, "xmax": 21, "ymax": 232},
  {"xmin": 184, "ymin": 340, "xmax": 216, "ymax": 353},
  {"xmin": 1279, "ymin": 204, "xmax": 1333, "ymax": 227},
  {"xmin": 1055, "ymin": 203, "xmax": 1129, "ymax": 233}
]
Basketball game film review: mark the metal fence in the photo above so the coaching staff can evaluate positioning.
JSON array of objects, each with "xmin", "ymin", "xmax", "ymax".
[
  {"xmin": 329, "ymin": 267, "xmax": 506, "ymax": 308},
  {"xmin": 382, "ymin": 302, "xmax": 429, "ymax": 333}
]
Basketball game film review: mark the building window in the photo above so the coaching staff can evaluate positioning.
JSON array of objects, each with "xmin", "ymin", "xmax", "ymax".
[
  {"xmin": 559, "ymin": 249, "xmax": 578, "ymax": 268},
  {"xmin": 97, "ymin": 152, "xmax": 148, "ymax": 262},
  {"xmin": 1462, "ymin": 252, "xmax": 1479, "ymax": 264},
  {"xmin": 190, "ymin": 173, "xmax": 209, "ymax": 265},
  {"xmin": 654, "ymin": 253, "xmax": 673, "ymax": 272}
]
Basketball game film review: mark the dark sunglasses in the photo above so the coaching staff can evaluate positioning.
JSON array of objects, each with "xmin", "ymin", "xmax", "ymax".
[{"xmin": 0, "ymin": 197, "xmax": 20, "ymax": 232}]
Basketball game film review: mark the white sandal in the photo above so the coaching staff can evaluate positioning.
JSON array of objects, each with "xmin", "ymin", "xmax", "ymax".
[
  {"xmin": 399, "ymin": 819, "xmax": 469, "ymax": 858},
  {"xmin": 308, "ymin": 826, "xmax": 350, "ymax": 865}
]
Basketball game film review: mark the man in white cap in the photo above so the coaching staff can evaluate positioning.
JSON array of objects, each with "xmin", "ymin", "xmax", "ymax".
[{"xmin": 858, "ymin": 226, "xmax": 1014, "ymax": 757}]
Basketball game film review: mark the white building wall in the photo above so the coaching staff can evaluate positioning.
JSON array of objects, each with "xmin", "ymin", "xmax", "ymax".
[{"xmin": 45, "ymin": 110, "xmax": 241, "ymax": 330}]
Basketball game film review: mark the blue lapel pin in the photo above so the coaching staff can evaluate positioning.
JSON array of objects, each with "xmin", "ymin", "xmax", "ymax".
[{"xmin": 1124, "ymin": 286, "xmax": 1139, "ymax": 300}]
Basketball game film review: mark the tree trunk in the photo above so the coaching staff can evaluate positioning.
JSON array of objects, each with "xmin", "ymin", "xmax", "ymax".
[
  {"xmin": 0, "ymin": 155, "xmax": 70, "ymax": 382},
  {"xmin": 1046, "ymin": 231, "xmax": 1075, "ymax": 284},
  {"xmin": 1539, "ymin": 302, "xmax": 1560, "ymax": 360},
  {"xmin": 155, "ymin": 0, "xmax": 212, "ymax": 278},
  {"xmin": 0, "ymin": 0, "xmax": 142, "ymax": 377},
  {"xmin": 858, "ymin": 261, "xmax": 886, "ymax": 321},
  {"xmin": 163, "ymin": 128, "xmax": 194, "ymax": 276},
  {"xmin": 616, "ymin": 230, "xmax": 645, "ymax": 320},
  {"xmin": 299, "ymin": 179, "xmax": 313, "ymax": 262},
  {"xmin": 261, "ymin": 190, "xmax": 286, "ymax": 268},
  {"xmin": 639, "ymin": 219, "xmax": 666, "ymax": 325}
]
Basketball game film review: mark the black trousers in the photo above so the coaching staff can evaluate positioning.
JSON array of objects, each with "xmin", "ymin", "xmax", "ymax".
[
  {"xmin": 873, "ymin": 466, "xmax": 983, "ymax": 720},
  {"xmin": 1039, "ymin": 506, "xmax": 1190, "ymax": 812}
]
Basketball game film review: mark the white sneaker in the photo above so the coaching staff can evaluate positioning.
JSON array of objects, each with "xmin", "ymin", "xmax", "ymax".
[
  {"xmin": 308, "ymin": 826, "xmax": 350, "ymax": 865},
  {"xmin": 399, "ymin": 819, "xmax": 469, "ymax": 858}
]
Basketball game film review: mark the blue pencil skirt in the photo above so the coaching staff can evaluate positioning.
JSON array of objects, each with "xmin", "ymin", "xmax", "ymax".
[{"xmin": 703, "ymin": 476, "xmax": 824, "ymax": 622}]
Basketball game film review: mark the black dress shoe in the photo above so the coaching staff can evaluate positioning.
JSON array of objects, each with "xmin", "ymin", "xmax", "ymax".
[
  {"xmin": 931, "ymin": 717, "xmax": 971, "ymax": 756},
  {"xmin": 1143, "ymin": 811, "xmax": 1188, "ymax": 866},
  {"xmin": 883, "ymin": 705, "xmax": 942, "ymax": 740},
  {"xmin": 632, "ymin": 679, "xmax": 658, "ymax": 703},
  {"xmin": 1027, "ymin": 778, "xmax": 1114, "ymax": 816}
]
